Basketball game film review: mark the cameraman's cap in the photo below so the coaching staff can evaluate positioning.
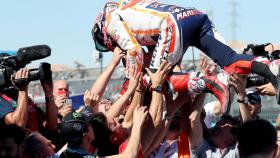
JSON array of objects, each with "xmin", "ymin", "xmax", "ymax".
[
  {"xmin": 246, "ymin": 90, "xmax": 261, "ymax": 104},
  {"xmin": 60, "ymin": 112, "xmax": 87, "ymax": 137}
]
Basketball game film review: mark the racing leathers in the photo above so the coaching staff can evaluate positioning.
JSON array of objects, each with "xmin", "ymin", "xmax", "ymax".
[
  {"xmin": 104, "ymin": 0, "xmax": 280, "ymax": 104},
  {"xmin": 106, "ymin": 0, "xmax": 254, "ymax": 75}
]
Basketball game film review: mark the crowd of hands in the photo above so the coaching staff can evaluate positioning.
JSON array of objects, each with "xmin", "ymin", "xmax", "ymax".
[{"xmin": 1, "ymin": 46, "xmax": 279, "ymax": 158}]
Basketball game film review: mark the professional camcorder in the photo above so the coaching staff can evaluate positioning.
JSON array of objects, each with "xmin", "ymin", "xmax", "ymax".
[
  {"xmin": 243, "ymin": 43, "xmax": 280, "ymax": 88},
  {"xmin": 0, "ymin": 45, "xmax": 52, "ymax": 96}
]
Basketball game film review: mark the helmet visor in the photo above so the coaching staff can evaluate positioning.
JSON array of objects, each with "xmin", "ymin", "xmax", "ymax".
[{"xmin": 92, "ymin": 24, "xmax": 109, "ymax": 52}]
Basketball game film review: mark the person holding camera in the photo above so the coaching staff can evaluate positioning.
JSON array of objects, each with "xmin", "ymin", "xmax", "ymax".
[
  {"xmin": 53, "ymin": 80, "xmax": 73, "ymax": 119},
  {"xmin": 0, "ymin": 68, "xmax": 29, "ymax": 128}
]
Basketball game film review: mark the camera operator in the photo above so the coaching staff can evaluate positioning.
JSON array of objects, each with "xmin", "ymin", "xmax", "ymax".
[
  {"xmin": 244, "ymin": 43, "xmax": 278, "ymax": 96},
  {"xmin": 0, "ymin": 68, "xmax": 29, "ymax": 128}
]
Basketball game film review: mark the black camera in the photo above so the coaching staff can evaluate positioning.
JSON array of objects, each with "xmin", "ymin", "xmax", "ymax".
[
  {"xmin": 0, "ymin": 45, "xmax": 52, "ymax": 96},
  {"xmin": 243, "ymin": 43, "xmax": 280, "ymax": 88}
]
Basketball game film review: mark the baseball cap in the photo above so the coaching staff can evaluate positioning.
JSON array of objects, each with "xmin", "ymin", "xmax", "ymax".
[
  {"xmin": 246, "ymin": 91, "xmax": 261, "ymax": 105},
  {"xmin": 60, "ymin": 112, "xmax": 88, "ymax": 137}
]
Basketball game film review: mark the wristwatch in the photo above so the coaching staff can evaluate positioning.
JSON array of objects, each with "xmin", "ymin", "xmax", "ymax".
[
  {"xmin": 237, "ymin": 96, "xmax": 248, "ymax": 104},
  {"xmin": 237, "ymin": 99, "xmax": 245, "ymax": 103},
  {"xmin": 151, "ymin": 85, "xmax": 163, "ymax": 93}
]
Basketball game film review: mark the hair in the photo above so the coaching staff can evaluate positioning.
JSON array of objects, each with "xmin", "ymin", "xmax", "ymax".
[
  {"xmin": 0, "ymin": 124, "xmax": 25, "ymax": 146},
  {"xmin": 90, "ymin": 112, "xmax": 118, "ymax": 156},
  {"xmin": 237, "ymin": 119, "xmax": 277, "ymax": 157},
  {"xmin": 169, "ymin": 112, "xmax": 181, "ymax": 132},
  {"xmin": 24, "ymin": 132, "xmax": 46, "ymax": 158},
  {"xmin": 220, "ymin": 115, "xmax": 240, "ymax": 126}
]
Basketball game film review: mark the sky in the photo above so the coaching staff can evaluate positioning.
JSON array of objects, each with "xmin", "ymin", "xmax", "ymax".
[{"xmin": 0, "ymin": 0, "xmax": 279, "ymax": 69}]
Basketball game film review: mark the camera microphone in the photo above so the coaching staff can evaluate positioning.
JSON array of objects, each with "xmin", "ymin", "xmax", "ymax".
[{"xmin": 16, "ymin": 45, "xmax": 51, "ymax": 64}]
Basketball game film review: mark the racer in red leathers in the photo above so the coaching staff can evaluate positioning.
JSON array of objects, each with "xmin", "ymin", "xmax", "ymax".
[{"xmin": 92, "ymin": 1, "xmax": 280, "ymax": 107}]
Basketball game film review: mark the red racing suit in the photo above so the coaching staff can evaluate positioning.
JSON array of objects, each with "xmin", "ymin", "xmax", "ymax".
[{"xmin": 105, "ymin": 0, "xmax": 253, "ymax": 77}]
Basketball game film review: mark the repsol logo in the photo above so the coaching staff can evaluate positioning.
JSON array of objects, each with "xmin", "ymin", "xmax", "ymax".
[{"xmin": 177, "ymin": 10, "xmax": 194, "ymax": 20}]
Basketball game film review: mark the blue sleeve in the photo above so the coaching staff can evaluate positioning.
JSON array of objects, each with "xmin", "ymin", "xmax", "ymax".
[{"xmin": 0, "ymin": 98, "xmax": 14, "ymax": 120}]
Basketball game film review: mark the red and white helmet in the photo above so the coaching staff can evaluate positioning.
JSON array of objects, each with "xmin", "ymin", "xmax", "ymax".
[{"xmin": 92, "ymin": 2, "xmax": 118, "ymax": 52}]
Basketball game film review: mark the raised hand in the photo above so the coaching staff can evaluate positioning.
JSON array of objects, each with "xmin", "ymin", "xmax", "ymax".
[
  {"xmin": 12, "ymin": 68, "xmax": 29, "ymax": 91},
  {"xmin": 256, "ymin": 83, "xmax": 276, "ymax": 96},
  {"xmin": 145, "ymin": 60, "xmax": 172, "ymax": 87},
  {"xmin": 112, "ymin": 46, "xmax": 125, "ymax": 66},
  {"xmin": 200, "ymin": 56, "xmax": 218, "ymax": 75},
  {"xmin": 133, "ymin": 105, "xmax": 148, "ymax": 128},
  {"xmin": 127, "ymin": 64, "xmax": 141, "ymax": 93},
  {"xmin": 229, "ymin": 73, "xmax": 247, "ymax": 98},
  {"xmin": 83, "ymin": 89, "xmax": 100, "ymax": 107},
  {"xmin": 55, "ymin": 94, "xmax": 67, "ymax": 109}
]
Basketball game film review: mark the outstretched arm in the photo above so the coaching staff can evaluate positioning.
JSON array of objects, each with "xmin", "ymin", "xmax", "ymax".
[
  {"xmin": 108, "ymin": 105, "xmax": 148, "ymax": 158},
  {"xmin": 189, "ymin": 94, "xmax": 206, "ymax": 149},
  {"xmin": 141, "ymin": 61, "xmax": 172, "ymax": 153},
  {"xmin": 91, "ymin": 47, "xmax": 125, "ymax": 97},
  {"xmin": 122, "ymin": 74, "xmax": 144, "ymax": 129},
  {"xmin": 42, "ymin": 81, "xmax": 58, "ymax": 130},
  {"xmin": 229, "ymin": 73, "xmax": 252, "ymax": 123},
  {"xmin": 106, "ymin": 65, "xmax": 140, "ymax": 120},
  {"xmin": 5, "ymin": 68, "xmax": 29, "ymax": 128}
]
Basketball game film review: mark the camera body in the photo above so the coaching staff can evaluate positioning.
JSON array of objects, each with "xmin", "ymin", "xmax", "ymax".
[
  {"xmin": 243, "ymin": 43, "xmax": 280, "ymax": 88},
  {"xmin": 0, "ymin": 45, "xmax": 51, "ymax": 98}
]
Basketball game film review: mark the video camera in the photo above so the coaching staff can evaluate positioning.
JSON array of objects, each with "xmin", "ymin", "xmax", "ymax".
[
  {"xmin": 243, "ymin": 43, "xmax": 280, "ymax": 88},
  {"xmin": 0, "ymin": 45, "xmax": 52, "ymax": 97}
]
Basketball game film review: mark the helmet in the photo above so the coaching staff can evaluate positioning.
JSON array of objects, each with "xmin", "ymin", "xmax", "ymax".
[{"xmin": 92, "ymin": 2, "xmax": 118, "ymax": 52}]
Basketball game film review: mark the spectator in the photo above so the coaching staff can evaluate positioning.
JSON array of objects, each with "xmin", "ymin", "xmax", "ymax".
[
  {"xmin": 53, "ymin": 80, "xmax": 72, "ymax": 118},
  {"xmin": 60, "ymin": 106, "xmax": 148, "ymax": 158},
  {"xmin": 149, "ymin": 114, "xmax": 183, "ymax": 158},
  {"xmin": 89, "ymin": 112, "xmax": 116, "ymax": 156},
  {"xmin": 0, "ymin": 68, "xmax": 29, "ymax": 128},
  {"xmin": 229, "ymin": 73, "xmax": 261, "ymax": 122},
  {"xmin": 24, "ymin": 131, "xmax": 58, "ymax": 158},
  {"xmin": 189, "ymin": 94, "xmax": 240, "ymax": 158},
  {"xmin": 59, "ymin": 112, "xmax": 95, "ymax": 158},
  {"xmin": 80, "ymin": 66, "xmax": 140, "ymax": 151},
  {"xmin": 237, "ymin": 119, "xmax": 278, "ymax": 158},
  {"xmin": 0, "ymin": 125, "xmax": 25, "ymax": 158},
  {"xmin": 245, "ymin": 91, "xmax": 262, "ymax": 119}
]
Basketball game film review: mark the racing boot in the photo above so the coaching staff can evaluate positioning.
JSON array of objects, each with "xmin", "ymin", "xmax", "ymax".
[
  {"xmin": 167, "ymin": 71, "xmax": 231, "ymax": 114},
  {"xmin": 140, "ymin": 71, "xmax": 231, "ymax": 114},
  {"xmin": 200, "ymin": 71, "xmax": 231, "ymax": 114}
]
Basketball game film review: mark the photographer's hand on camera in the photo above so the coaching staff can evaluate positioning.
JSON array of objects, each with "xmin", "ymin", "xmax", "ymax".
[
  {"xmin": 257, "ymin": 82, "xmax": 276, "ymax": 96},
  {"xmin": 12, "ymin": 68, "xmax": 29, "ymax": 91}
]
